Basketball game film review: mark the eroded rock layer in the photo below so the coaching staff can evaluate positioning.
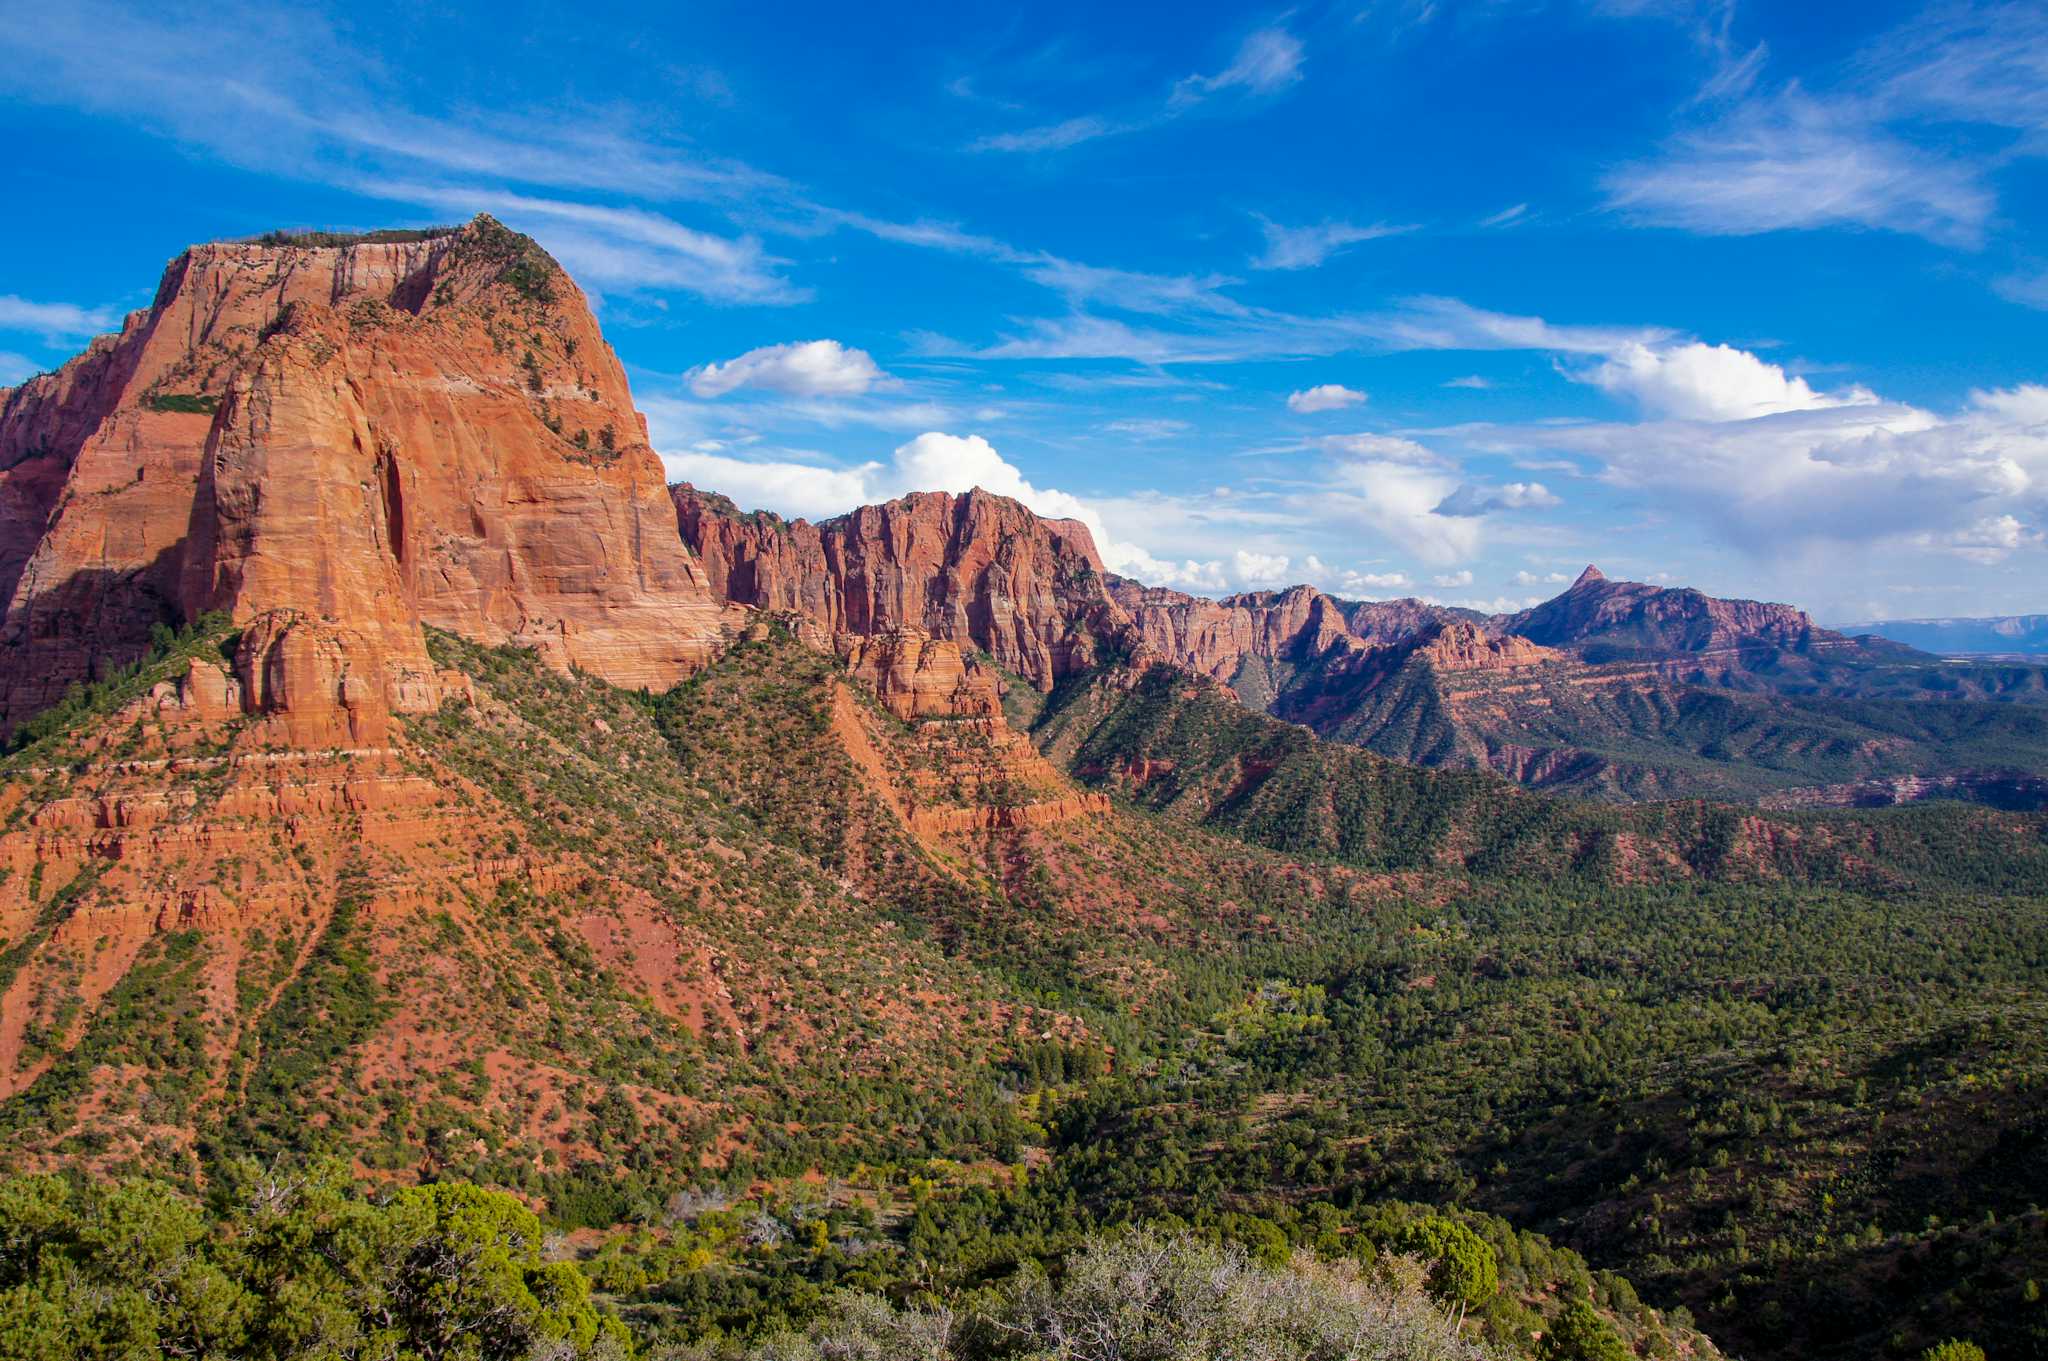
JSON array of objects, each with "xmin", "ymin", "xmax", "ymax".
[{"xmin": 0, "ymin": 217, "xmax": 733, "ymax": 736}]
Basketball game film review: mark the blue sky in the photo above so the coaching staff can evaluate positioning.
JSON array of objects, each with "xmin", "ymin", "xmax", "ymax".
[{"xmin": 1, "ymin": 0, "xmax": 2045, "ymax": 621}]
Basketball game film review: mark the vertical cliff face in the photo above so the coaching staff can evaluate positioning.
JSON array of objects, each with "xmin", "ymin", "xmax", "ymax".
[
  {"xmin": 0, "ymin": 217, "xmax": 732, "ymax": 735},
  {"xmin": 674, "ymin": 484, "xmax": 1123, "ymax": 689}
]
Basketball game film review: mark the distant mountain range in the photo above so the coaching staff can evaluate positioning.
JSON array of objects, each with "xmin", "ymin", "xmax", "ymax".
[
  {"xmin": 1842, "ymin": 613, "xmax": 2048, "ymax": 656},
  {"xmin": 677, "ymin": 488, "xmax": 2048, "ymax": 806}
]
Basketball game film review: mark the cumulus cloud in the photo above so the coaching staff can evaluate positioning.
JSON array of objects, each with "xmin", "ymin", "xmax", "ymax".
[
  {"xmin": 1432, "ymin": 570, "xmax": 1475, "ymax": 588},
  {"xmin": 1434, "ymin": 481, "xmax": 1561, "ymax": 515},
  {"xmin": 1253, "ymin": 218, "xmax": 1411, "ymax": 270},
  {"xmin": 1471, "ymin": 380, "xmax": 2048, "ymax": 561},
  {"xmin": 663, "ymin": 430, "xmax": 1209, "ymax": 586},
  {"xmin": 1444, "ymin": 375, "xmax": 1493, "ymax": 389},
  {"xmin": 1287, "ymin": 384, "xmax": 1367, "ymax": 413},
  {"xmin": 1511, "ymin": 569, "xmax": 1573, "ymax": 586},
  {"xmin": 1231, "ymin": 550, "xmax": 1295, "ymax": 587},
  {"xmin": 688, "ymin": 340, "xmax": 890, "ymax": 398},
  {"xmin": 1319, "ymin": 454, "xmax": 1480, "ymax": 566},
  {"xmin": 1583, "ymin": 340, "xmax": 1875, "ymax": 420}
]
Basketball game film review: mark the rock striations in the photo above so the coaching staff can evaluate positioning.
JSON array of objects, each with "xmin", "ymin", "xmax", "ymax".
[
  {"xmin": 0, "ymin": 217, "xmax": 734, "ymax": 739},
  {"xmin": 674, "ymin": 484, "xmax": 1122, "ymax": 691}
]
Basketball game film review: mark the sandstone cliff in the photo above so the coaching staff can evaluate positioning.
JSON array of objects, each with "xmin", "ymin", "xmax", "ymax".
[
  {"xmin": 0, "ymin": 217, "xmax": 732, "ymax": 737},
  {"xmin": 674, "ymin": 484, "xmax": 1122, "ymax": 690}
]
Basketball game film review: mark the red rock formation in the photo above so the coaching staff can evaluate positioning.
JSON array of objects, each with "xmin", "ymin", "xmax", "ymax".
[
  {"xmin": 675, "ymin": 485, "xmax": 1121, "ymax": 690},
  {"xmin": 1106, "ymin": 582, "xmax": 1354, "ymax": 680},
  {"xmin": 0, "ymin": 217, "xmax": 733, "ymax": 735},
  {"xmin": 1409, "ymin": 619, "xmax": 1559, "ymax": 672},
  {"xmin": 840, "ymin": 630, "xmax": 1003, "ymax": 721},
  {"xmin": 1506, "ymin": 563, "xmax": 1826, "ymax": 656}
]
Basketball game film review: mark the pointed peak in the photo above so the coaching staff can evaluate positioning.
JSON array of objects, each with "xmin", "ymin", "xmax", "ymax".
[{"xmin": 1571, "ymin": 564, "xmax": 1606, "ymax": 589}]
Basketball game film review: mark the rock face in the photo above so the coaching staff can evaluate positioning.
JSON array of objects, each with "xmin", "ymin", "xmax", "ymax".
[
  {"xmin": 679, "ymin": 486, "xmax": 1468, "ymax": 698},
  {"xmin": 675, "ymin": 485, "xmax": 1121, "ymax": 689},
  {"xmin": 1506, "ymin": 564, "xmax": 1828, "ymax": 657},
  {"xmin": 1409, "ymin": 619, "xmax": 1559, "ymax": 672},
  {"xmin": 840, "ymin": 629, "xmax": 1003, "ymax": 721},
  {"xmin": 0, "ymin": 217, "xmax": 732, "ymax": 735}
]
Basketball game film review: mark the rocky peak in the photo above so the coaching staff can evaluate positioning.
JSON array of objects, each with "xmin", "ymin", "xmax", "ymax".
[
  {"xmin": 0, "ymin": 215, "xmax": 731, "ymax": 736},
  {"xmin": 1507, "ymin": 566, "xmax": 1827, "ymax": 659}
]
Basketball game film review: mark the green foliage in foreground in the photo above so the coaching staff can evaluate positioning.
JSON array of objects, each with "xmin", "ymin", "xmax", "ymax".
[
  {"xmin": 732, "ymin": 1229, "xmax": 1486, "ymax": 1361},
  {"xmin": 0, "ymin": 1163, "xmax": 627, "ymax": 1361}
]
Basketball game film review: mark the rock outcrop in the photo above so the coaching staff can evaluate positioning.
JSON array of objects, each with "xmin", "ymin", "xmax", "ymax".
[
  {"xmin": 1505, "ymin": 563, "xmax": 1829, "ymax": 657},
  {"xmin": 675, "ymin": 485, "xmax": 1123, "ymax": 690},
  {"xmin": 0, "ymin": 217, "xmax": 733, "ymax": 735}
]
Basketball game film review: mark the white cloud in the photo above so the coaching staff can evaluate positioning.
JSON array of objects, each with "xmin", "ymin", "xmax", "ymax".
[
  {"xmin": 0, "ymin": 352, "xmax": 42, "ymax": 386},
  {"xmin": 1604, "ymin": 88, "xmax": 1992, "ymax": 246},
  {"xmin": 1253, "ymin": 218, "xmax": 1412, "ymax": 270},
  {"xmin": 1479, "ymin": 203, "xmax": 1529, "ymax": 228},
  {"xmin": 0, "ymin": 295, "xmax": 122, "ymax": 341},
  {"xmin": 1287, "ymin": 384, "xmax": 1367, "ymax": 413},
  {"xmin": 663, "ymin": 450, "xmax": 886, "ymax": 522},
  {"xmin": 972, "ymin": 25, "xmax": 1303, "ymax": 156},
  {"xmin": 1918, "ymin": 514, "xmax": 2031, "ymax": 563},
  {"xmin": 1582, "ymin": 340, "xmax": 1876, "ymax": 421},
  {"xmin": 688, "ymin": 340, "xmax": 890, "ymax": 398},
  {"xmin": 1319, "ymin": 455, "xmax": 1480, "ymax": 566},
  {"xmin": 362, "ymin": 181, "xmax": 801, "ymax": 305},
  {"xmin": 1318, "ymin": 433, "xmax": 1443, "ymax": 465},
  {"xmin": 1434, "ymin": 481, "xmax": 1561, "ymax": 515},
  {"xmin": 1102, "ymin": 418, "xmax": 1191, "ymax": 439},
  {"xmin": 664, "ymin": 430, "xmax": 1202, "ymax": 585},
  {"xmin": 1232, "ymin": 550, "xmax": 1295, "ymax": 587},
  {"xmin": 1471, "ymin": 382, "xmax": 2048, "ymax": 560},
  {"xmin": 1444, "ymin": 375, "xmax": 1494, "ymax": 390},
  {"xmin": 1176, "ymin": 27, "xmax": 1306, "ymax": 102},
  {"xmin": 970, "ymin": 116, "xmax": 1120, "ymax": 154},
  {"xmin": 1432, "ymin": 570, "xmax": 1475, "ymax": 588},
  {"xmin": 1512, "ymin": 569, "xmax": 1573, "ymax": 586},
  {"xmin": 1995, "ymin": 271, "xmax": 2048, "ymax": 311}
]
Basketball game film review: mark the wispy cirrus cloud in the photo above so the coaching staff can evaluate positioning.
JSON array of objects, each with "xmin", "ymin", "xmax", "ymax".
[
  {"xmin": 1605, "ymin": 87, "xmax": 1994, "ymax": 246},
  {"xmin": 1252, "ymin": 217, "xmax": 1415, "ymax": 270},
  {"xmin": 0, "ymin": 295, "xmax": 123, "ymax": 342},
  {"xmin": 1608, "ymin": 2, "xmax": 2048, "ymax": 249},
  {"xmin": 0, "ymin": 1, "xmax": 802, "ymax": 306},
  {"xmin": 970, "ymin": 25, "xmax": 1306, "ymax": 154}
]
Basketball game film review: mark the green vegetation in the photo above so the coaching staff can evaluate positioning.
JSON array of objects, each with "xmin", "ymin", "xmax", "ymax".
[
  {"xmin": 144, "ymin": 391, "xmax": 220, "ymax": 414},
  {"xmin": 454, "ymin": 214, "xmax": 559, "ymax": 303},
  {"xmin": 3, "ymin": 628, "xmax": 2045, "ymax": 1360},
  {"xmin": 2, "ymin": 612, "xmax": 235, "ymax": 760},
  {"xmin": 0, "ymin": 1164, "xmax": 626, "ymax": 1360},
  {"xmin": 243, "ymin": 226, "xmax": 460, "ymax": 248}
]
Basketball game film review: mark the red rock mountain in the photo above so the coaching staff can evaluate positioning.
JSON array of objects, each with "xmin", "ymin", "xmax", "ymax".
[
  {"xmin": 673, "ymin": 484, "xmax": 1124, "ymax": 689},
  {"xmin": 675, "ymin": 485, "xmax": 1465, "ymax": 697},
  {"xmin": 1506, "ymin": 563, "xmax": 1828, "ymax": 657},
  {"xmin": 0, "ymin": 217, "xmax": 733, "ymax": 740}
]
